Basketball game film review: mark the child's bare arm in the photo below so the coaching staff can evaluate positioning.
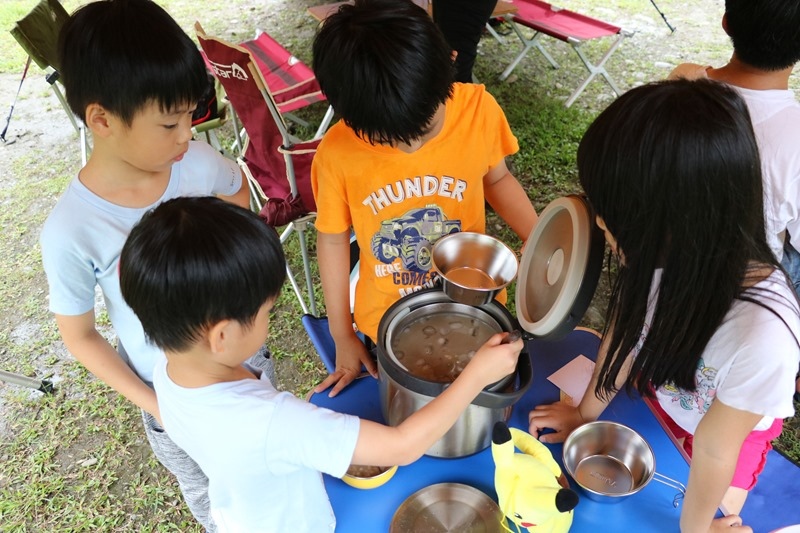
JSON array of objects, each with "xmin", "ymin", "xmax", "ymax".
[
  {"xmin": 681, "ymin": 401, "xmax": 760, "ymax": 533},
  {"xmin": 528, "ymin": 328, "xmax": 631, "ymax": 441},
  {"xmin": 483, "ymin": 159, "xmax": 538, "ymax": 242},
  {"xmin": 350, "ymin": 333, "xmax": 523, "ymax": 466},
  {"xmin": 55, "ymin": 312, "xmax": 159, "ymax": 419},
  {"xmin": 217, "ymin": 169, "xmax": 251, "ymax": 209},
  {"xmin": 528, "ymin": 356, "xmax": 611, "ymax": 442},
  {"xmin": 314, "ymin": 230, "xmax": 378, "ymax": 397}
]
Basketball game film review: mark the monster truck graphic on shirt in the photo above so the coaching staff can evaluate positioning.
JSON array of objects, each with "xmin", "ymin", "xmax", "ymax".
[{"xmin": 371, "ymin": 205, "xmax": 461, "ymax": 273}]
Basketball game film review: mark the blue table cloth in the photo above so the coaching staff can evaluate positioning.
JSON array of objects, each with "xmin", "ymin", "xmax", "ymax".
[{"xmin": 309, "ymin": 328, "xmax": 800, "ymax": 532}]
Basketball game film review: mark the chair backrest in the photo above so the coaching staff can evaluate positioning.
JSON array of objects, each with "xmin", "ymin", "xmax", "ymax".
[
  {"xmin": 10, "ymin": 0, "xmax": 70, "ymax": 71},
  {"xmin": 195, "ymin": 23, "xmax": 318, "ymax": 226},
  {"xmin": 10, "ymin": 0, "xmax": 90, "ymax": 165},
  {"xmin": 239, "ymin": 32, "xmax": 325, "ymax": 115}
]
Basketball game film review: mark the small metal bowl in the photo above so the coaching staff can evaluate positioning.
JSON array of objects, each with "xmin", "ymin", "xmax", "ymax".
[
  {"xmin": 342, "ymin": 464, "xmax": 398, "ymax": 489},
  {"xmin": 562, "ymin": 421, "xmax": 655, "ymax": 502},
  {"xmin": 431, "ymin": 232, "xmax": 518, "ymax": 306}
]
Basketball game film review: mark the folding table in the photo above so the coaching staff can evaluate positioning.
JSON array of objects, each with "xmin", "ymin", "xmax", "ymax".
[
  {"xmin": 500, "ymin": 0, "xmax": 632, "ymax": 107},
  {"xmin": 308, "ymin": 328, "xmax": 800, "ymax": 531},
  {"xmin": 311, "ymin": 330, "xmax": 688, "ymax": 531}
]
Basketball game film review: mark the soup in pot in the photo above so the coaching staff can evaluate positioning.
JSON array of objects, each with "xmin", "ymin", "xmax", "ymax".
[{"xmin": 389, "ymin": 312, "xmax": 499, "ymax": 383}]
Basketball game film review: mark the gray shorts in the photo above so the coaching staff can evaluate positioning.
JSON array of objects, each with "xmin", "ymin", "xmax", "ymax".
[{"xmin": 141, "ymin": 410, "xmax": 216, "ymax": 532}]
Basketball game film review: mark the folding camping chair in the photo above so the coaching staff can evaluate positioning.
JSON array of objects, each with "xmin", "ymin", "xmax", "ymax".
[
  {"xmin": 499, "ymin": 0, "xmax": 632, "ymax": 107},
  {"xmin": 8, "ymin": 0, "xmax": 91, "ymax": 164},
  {"xmin": 196, "ymin": 23, "xmax": 334, "ymax": 317},
  {"xmin": 233, "ymin": 28, "xmax": 333, "ymax": 141}
]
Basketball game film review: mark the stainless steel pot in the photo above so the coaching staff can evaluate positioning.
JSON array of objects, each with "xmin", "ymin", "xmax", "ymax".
[{"xmin": 377, "ymin": 288, "xmax": 533, "ymax": 458}]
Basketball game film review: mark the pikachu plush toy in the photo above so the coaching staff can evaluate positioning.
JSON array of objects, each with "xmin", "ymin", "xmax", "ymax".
[{"xmin": 492, "ymin": 422, "xmax": 579, "ymax": 533}]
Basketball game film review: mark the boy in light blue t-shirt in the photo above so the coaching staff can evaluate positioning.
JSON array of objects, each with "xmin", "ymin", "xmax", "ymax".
[{"xmin": 39, "ymin": 0, "xmax": 250, "ymax": 529}]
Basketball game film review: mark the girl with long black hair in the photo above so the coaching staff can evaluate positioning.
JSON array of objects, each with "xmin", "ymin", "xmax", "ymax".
[{"xmin": 528, "ymin": 79, "xmax": 800, "ymax": 533}]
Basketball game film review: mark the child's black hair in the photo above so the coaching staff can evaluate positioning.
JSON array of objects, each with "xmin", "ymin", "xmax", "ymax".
[
  {"xmin": 725, "ymin": 0, "xmax": 800, "ymax": 71},
  {"xmin": 58, "ymin": 0, "xmax": 208, "ymax": 125},
  {"xmin": 312, "ymin": 0, "xmax": 455, "ymax": 146},
  {"xmin": 120, "ymin": 197, "xmax": 286, "ymax": 353},
  {"xmin": 579, "ymin": 79, "xmax": 781, "ymax": 397}
]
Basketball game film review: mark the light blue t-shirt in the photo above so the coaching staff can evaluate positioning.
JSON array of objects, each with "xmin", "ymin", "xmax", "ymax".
[
  {"xmin": 153, "ymin": 358, "xmax": 360, "ymax": 533},
  {"xmin": 40, "ymin": 141, "xmax": 241, "ymax": 383}
]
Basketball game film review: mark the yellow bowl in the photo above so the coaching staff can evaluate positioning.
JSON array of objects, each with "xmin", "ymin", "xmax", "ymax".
[{"xmin": 342, "ymin": 465, "xmax": 398, "ymax": 489}]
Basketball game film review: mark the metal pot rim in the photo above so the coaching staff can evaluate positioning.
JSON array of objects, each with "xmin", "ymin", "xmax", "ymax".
[
  {"xmin": 376, "ymin": 288, "xmax": 532, "ymax": 408},
  {"xmin": 562, "ymin": 421, "xmax": 656, "ymax": 499}
]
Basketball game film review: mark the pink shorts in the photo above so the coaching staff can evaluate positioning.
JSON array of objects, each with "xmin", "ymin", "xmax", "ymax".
[{"xmin": 650, "ymin": 400, "xmax": 783, "ymax": 490}]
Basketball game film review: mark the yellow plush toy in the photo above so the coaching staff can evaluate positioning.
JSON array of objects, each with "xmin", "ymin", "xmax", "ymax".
[{"xmin": 492, "ymin": 421, "xmax": 579, "ymax": 533}]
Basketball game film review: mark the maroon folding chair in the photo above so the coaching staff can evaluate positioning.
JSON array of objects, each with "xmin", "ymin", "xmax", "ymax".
[
  {"xmin": 196, "ymin": 22, "xmax": 331, "ymax": 315},
  {"xmin": 240, "ymin": 30, "xmax": 333, "ymax": 139},
  {"xmin": 499, "ymin": 0, "xmax": 632, "ymax": 107}
]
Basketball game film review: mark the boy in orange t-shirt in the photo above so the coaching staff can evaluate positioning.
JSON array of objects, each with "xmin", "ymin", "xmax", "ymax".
[{"xmin": 311, "ymin": 0, "xmax": 538, "ymax": 397}]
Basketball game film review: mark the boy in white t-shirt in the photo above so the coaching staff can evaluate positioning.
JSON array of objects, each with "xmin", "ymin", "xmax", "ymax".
[
  {"xmin": 669, "ymin": 0, "xmax": 800, "ymax": 277},
  {"xmin": 119, "ymin": 196, "xmax": 524, "ymax": 533},
  {"xmin": 668, "ymin": 0, "xmax": 800, "ymax": 400}
]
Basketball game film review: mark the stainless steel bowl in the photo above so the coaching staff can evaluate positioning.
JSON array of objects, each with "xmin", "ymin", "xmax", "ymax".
[
  {"xmin": 431, "ymin": 232, "xmax": 518, "ymax": 306},
  {"xmin": 390, "ymin": 483, "xmax": 505, "ymax": 533},
  {"xmin": 562, "ymin": 421, "xmax": 655, "ymax": 502}
]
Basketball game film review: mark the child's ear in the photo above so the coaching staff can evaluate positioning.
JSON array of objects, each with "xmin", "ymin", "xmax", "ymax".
[
  {"xmin": 207, "ymin": 319, "xmax": 233, "ymax": 355},
  {"xmin": 721, "ymin": 14, "xmax": 730, "ymax": 36},
  {"xmin": 84, "ymin": 103, "xmax": 114, "ymax": 138}
]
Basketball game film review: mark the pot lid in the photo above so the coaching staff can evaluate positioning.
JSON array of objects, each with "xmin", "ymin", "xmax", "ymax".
[{"xmin": 515, "ymin": 195, "xmax": 605, "ymax": 340}]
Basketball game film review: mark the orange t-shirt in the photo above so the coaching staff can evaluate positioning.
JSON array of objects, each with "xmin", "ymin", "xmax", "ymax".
[{"xmin": 311, "ymin": 83, "xmax": 518, "ymax": 340}]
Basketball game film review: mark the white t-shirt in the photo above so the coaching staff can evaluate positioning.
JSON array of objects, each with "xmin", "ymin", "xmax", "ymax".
[
  {"xmin": 649, "ymin": 270, "xmax": 800, "ymax": 433},
  {"xmin": 736, "ymin": 87, "xmax": 800, "ymax": 258},
  {"xmin": 40, "ymin": 141, "xmax": 241, "ymax": 383},
  {"xmin": 153, "ymin": 358, "xmax": 361, "ymax": 533},
  {"xmin": 668, "ymin": 64, "xmax": 800, "ymax": 259}
]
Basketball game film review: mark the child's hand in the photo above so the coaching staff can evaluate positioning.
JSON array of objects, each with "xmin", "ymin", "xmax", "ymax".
[
  {"xmin": 313, "ymin": 335, "xmax": 378, "ymax": 398},
  {"xmin": 709, "ymin": 515, "xmax": 751, "ymax": 532},
  {"xmin": 528, "ymin": 401, "xmax": 585, "ymax": 443},
  {"xmin": 464, "ymin": 331, "xmax": 524, "ymax": 387}
]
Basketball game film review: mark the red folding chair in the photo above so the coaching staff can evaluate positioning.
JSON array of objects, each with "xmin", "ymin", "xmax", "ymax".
[
  {"xmin": 240, "ymin": 30, "xmax": 333, "ymax": 139},
  {"xmin": 196, "ymin": 22, "xmax": 332, "ymax": 316},
  {"xmin": 499, "ymin": 0, "xmax": 632, "ymax": 107}
]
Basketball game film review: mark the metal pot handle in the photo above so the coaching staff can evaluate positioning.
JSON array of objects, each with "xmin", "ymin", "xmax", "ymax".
[
  {"xmin": 652, "ymin": 471, "xmax": 686, "ymax": 508},
  {"xmin": 470, "ymin": 349, "xmax": 533, "ymax": 409}
]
